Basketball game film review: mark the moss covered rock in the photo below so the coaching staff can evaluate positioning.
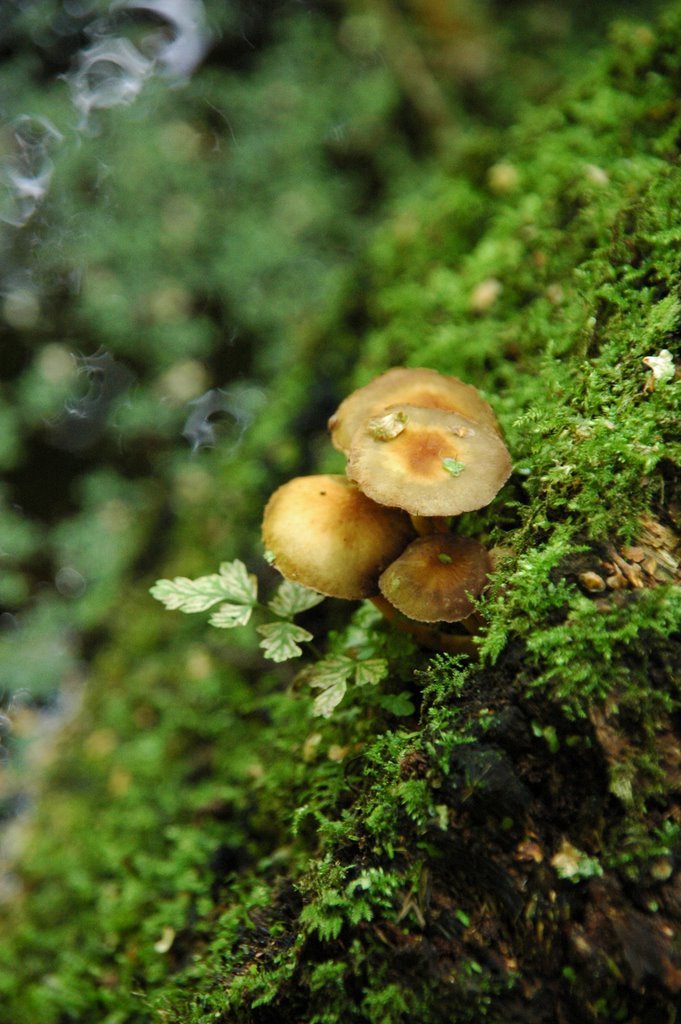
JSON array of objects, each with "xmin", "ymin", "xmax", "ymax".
[{"xmin": 0, "ymin": 3, "xmax": 680, "ymax": 1023}]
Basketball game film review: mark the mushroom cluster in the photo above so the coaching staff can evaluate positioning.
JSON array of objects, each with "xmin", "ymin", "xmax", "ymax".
[{"xmin": 262, "ymin": 368, "xmax": 511, "ymax": 652}]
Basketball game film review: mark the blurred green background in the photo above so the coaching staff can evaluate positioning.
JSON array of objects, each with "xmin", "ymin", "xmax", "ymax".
[{"xmin": 0, "ymin": 0, "xmax": 663, "ymax": 732}]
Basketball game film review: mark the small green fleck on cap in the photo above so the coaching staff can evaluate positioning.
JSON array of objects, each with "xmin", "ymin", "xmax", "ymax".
[
  {"xmin": 437, "ymin": 553, "xmax": 453, "ymax": 564},
  {"xmin": 442, "ymin": 457, "xmax": 465, "ymax": 477},
  {"xmin": 367, "ymin": 410, "xmax": 408, "ymax": 442}
]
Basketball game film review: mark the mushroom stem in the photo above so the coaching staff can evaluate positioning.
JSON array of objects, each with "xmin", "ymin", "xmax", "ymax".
[
  {"xmin": 409, "ymin": 515, "xmax": 450, "ymax": 536},
  {"xmin": 460, "ymin": 609, "xmax": 485, "ymax": 636},
  {"xmin": 370, "ymin": 595, "xmax": 478, "ymax": 657}
]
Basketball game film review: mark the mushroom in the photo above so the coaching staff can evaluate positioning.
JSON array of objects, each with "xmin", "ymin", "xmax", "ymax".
[
  {"xmin": 378, "ymin": 534, "xmax": 492, "ymax": 623},
  {"xmin": 262, "ymin": 474, "xmax": 415, "ymax": 600},
  {"xmin": 346, "ymin": 404, "xmax": 512, "ymax": 518},
  {"xmin": 328, "ymin": 366, "xmax": 502, "ymax": 454}
]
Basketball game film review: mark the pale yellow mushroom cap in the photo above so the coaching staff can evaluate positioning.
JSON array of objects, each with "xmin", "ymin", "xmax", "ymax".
[
  {"xmin": 379, "ymin": 534, "xmax": 492, "ymax": 623},
  {"xmin": 262, "ymin": 474, "xmax": 416, "ymax": 600},
  {"xmin": 328, "ymin": 367, "xmax": 502, "ymax": 454},
  {"xmin": 346, "ymin": 404, "xmax": 512, "ymax": 517}
]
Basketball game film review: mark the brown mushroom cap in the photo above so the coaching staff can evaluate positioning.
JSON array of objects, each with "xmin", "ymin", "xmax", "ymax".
[
  {"xmin": 379, "ymin": 534, "xmax": 492, "ymax": 623},
  {"xmin": 262, "ymin": 474, "xmax": 416, "ymax": 600},
  {"xmin": 328, "ymin": 367, "xmax": 502, "ymax": 453},
  {"xmin": 346, "ymin": 404, "xmax": 512, "ymax": 517}
]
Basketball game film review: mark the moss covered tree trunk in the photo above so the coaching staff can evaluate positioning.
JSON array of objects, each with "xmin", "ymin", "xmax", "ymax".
[{"xmin": 0, "ymin": 3, "xmax": 680, "ymax": 1023}]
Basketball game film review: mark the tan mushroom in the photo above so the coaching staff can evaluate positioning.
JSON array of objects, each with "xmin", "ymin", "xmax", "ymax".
[
  {"xmin": 262, "ymin": 474, "xmax": 415, "ymax": 600},
  {"xmin": 346, "ymin": 404, "xmax": 512, "ymax": 518},
  {"xmin": 328, "ymin": 366, "xmax": 502, "ymax": 454},
  {"xmin": 378, "ymin": 534, "xmax": 492, "ymax": 623}
]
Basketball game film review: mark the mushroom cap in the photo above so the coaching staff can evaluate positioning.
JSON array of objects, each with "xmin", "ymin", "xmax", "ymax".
[
  {"xmin": 262, "ymin": 474, "xmax": 416, "ymax": 600},
  {"xmin": 379, "ymin": 534, "xmax": 492, "ymax": 623},
  {"xmin": 328, "ymin": 367, "xmax": 502, "ymax": 453},
  {"xmin": 346, "ymin": 404, "xmax": 512, "ymax": 517}
]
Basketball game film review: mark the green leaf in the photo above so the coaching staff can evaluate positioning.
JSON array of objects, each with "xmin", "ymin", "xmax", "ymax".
[
  {"xmin": 303, "ymin": 655, "xmax": 389, "ymax": 716},
  {"xmin": 306, "ymin": 655, "xmax": 355, "ymax": 717},
  {"xmin": 257, "ymin": 621, "xmax": 313, "ymax": 662},
  {"xmin": 150, "ymin": 559, "xmax": 257, "ymax": 614},
  {"xmin": 216, "ymin": 560, "xmax": 259, "ymax": 605},
  {"xmin": 150, "ymin": 576, "xmax": 222, "ymax": 613},
  {"xmin": 209, "ymin": 603, "xmax": 253, "ymax": 628},
  {"xmin": 308, "ymin": 655, "xmax": 355, "ymax": 687},
  {"xmin": 379, "ymin": 692, "xmax": 415, "ymax": 717},
  {"xmin": 311, "ymin": 678, "xmax": 348, "ymax": 718},
  {"xmin": 354, "ymin": 658, "xmax": 388, "ymax": 687},
  {"xmin": 268, "ymin": 579, "xmax": 325, "ymax": 618}
]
